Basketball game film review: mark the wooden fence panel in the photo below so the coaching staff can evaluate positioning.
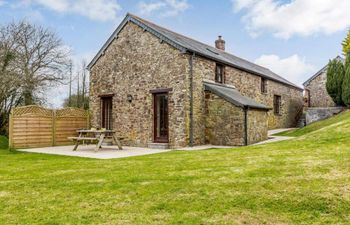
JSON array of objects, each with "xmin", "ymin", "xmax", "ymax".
[
  {"xmin": 9, "ymin": 105, "xmax": 89, "ymax": 148},
  {"xmin": 10, "ymin": 106, "xmax": 53, "ymax": 148},
  {"xmin": 55, "ymin": 108, "xmax": 89, "ymax": 146}
]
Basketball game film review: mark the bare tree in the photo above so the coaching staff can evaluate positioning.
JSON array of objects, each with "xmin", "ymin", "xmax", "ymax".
[
  {"xmin": 0, "ymin": 20, "xmax": 71, "ymax": 135},
  {"xmin": 11, "ymin": 21, "xmax": 70, "ymax": 105},
  {"xmin": 68, "ymin": 60, "xmax": 73, "ymax": 107},
  {"xmin": 62, "ymin": 59, "xmax": 89, "ymax": 109},
  {"xmin": 81, "ymin": 59, "xmax": 88, "ymax": 109},
  {"xmin": 76, "ymin": 70, "xmax": 80, "ymax": 108}
]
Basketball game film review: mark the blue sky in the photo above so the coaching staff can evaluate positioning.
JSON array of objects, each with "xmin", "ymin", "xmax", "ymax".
[{"xmin": 0, "ymin": 0, "xmax": 349, "ymax": 107}]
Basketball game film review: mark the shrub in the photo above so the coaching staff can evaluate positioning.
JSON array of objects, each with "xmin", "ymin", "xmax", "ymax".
[{"xmin": 0, "ymin": 136, "xmax": 8, "ymax": 149}]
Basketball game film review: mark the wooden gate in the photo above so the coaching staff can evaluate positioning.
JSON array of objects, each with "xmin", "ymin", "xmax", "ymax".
[{"xmin": 9, "ymin": 105, "xmax": 89, "ymax": 148}]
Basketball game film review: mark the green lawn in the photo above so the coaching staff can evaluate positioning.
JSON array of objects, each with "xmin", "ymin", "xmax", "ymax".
[
  {"xmin": 0, "ymin": 135, "xmax": 8, "ymax": 149},
  {"xmin": 1, "ymin": 112, "xmax": 350, "ymax": 225},
  {"xmin": 276, "ymin": 110, "xmax": 349, "ymax": 137}
]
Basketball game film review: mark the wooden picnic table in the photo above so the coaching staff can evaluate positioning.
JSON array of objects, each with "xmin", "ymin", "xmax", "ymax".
[{"xmin": 69, "ymin": 129, "xmax": 123, "ymax": 152}]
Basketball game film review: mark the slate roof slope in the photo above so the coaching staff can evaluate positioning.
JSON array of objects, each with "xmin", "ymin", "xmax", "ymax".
[
  {"xmin": 204, "ymin": 81, "xmax": 270, "ymax": 110},
  {"xmin": 303, "ymin": 56, "xmax": 344, "ymax": 86},
  {"xmin": 87, "ymin": 13, "xmax": 302, "ymax": 90}
]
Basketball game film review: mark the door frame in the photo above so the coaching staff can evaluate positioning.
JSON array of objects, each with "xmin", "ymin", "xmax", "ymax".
[
  {"xmin": 306, "ymin": 89, "xmax": 311, "ymax": 107},
  {"xmin": 100, "ymin": 96, "xmax": 113, "ymax": 130},
  {"xmin": 153, "ymin": 92, "xmax": 169, "ymax": 143}
]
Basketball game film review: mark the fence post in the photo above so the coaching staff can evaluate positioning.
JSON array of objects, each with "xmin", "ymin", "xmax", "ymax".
[
  {"xmin": 8, "ymin": 111, "xmax": 13, "ymax": 149},
  {"xmin": 52, "ymin": 110, "xmax": 56, "ymax": 146},
  {"xmin": 86, "ymin": 110, "xmax": 90, "ymax": 129}
]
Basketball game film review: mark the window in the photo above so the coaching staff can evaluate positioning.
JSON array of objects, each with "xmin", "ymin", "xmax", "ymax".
[
  {"xmin": 215, "ymin": 64, "xmax": 224, "ymax": 83},
  {"xmin": 273, "ymin": 95, "xmax": 281, "ymax": 115},
  {"xmin": 261, "ymin": 78, "xmax": 267, "ymax": 93}
]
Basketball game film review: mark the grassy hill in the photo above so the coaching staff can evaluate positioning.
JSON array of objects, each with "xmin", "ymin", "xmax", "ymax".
[
  {"xmin": 1, "ymin": 112, "xmax": 350, "ymax": 224},
  {"xmin": 276, "ymin": 110, "xmax": 349, "ymax": 137}
]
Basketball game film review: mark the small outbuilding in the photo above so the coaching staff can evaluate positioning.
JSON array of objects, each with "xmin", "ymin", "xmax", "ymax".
[{"xmin": 204, "ymin": 81, "xmax": 269, "ymax": 146}]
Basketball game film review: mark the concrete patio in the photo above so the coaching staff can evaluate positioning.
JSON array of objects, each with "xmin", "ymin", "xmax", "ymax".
[
  {"xmin": 253, "ymin": 128, "xmax": 296, "ymax": 145},
  {"xmin": 19, "ymin": 145, "xmax": 172, "ymax": 159},
  {"xmin": 18, "ymin": 128, "xmax": 296, "ymax": 159},
  {"xmin": 18, "ymin": 144, "xmax": 235, "ymax": 159}
]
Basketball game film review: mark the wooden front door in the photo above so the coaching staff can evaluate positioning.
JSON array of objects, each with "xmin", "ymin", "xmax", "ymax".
[
  {"xmin": 101, "ymin": 97, "xmax": 112, "ymax": 130},
  {"xmin": 153, "ymin": 93, "xmax": 169, "ymax": 143}
]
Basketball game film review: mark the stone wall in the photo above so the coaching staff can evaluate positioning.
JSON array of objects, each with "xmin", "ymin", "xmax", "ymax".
[
  {"xmin": 304, "ymin": 71, "xmax": 336, "ymax": 107},
  {"xmin": 90, "ymin": 19, "xmax": 302, "ymax": 148},
  {"xmin": 204, "ymin": 92, "xmax": 245, "ymax": 146},
  {"xmin": 192, "ymin": 56, "xmax": 303, "ymax": 131},
  {"xmin": 305, "ymin": 107, "xmax": 343, "ymax": 124},
  {"xmin": 89, "ymin": 21, "xmax": 189, "ymax": 148},
  {"xmin": 204, "ymin": 92, "xmax": 268, "ymax": 146},
  {"xmin": 247, "ymin": 109, "xmax": 268, "ymax": 144}
]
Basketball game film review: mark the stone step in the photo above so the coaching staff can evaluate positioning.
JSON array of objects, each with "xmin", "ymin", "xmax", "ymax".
[
  {"xmin": 296, "ymin": 113, "xmax": 306, "ymax": 127},
  {"xmin": 297, "ymin": 119, "xmax": 306, "ymax": 128},
  {"xmin": 148, "ymin": 142, "xmax": 169, "ymax": 149}
]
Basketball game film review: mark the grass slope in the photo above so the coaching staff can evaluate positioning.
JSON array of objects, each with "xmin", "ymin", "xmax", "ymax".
[
  {"xmin": 1, "ymin": 113, "xmax": 350, "ymax": 224},
  {"xmin": 276, "ymin": 110, "xmax": 349, "ymax": 137}
]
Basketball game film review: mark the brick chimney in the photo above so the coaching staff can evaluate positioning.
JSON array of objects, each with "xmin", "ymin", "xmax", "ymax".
[{"xmin": 215, "ymin": 35, "xmax": 225, "ymax": 51}]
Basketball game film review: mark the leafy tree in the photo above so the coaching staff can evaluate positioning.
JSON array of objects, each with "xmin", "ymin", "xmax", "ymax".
[
  {"xmin": 0, "ymin": 43, "xmax": 23, "ymax": 135},
  {"xmin": 342, "ymin": 65, "xmax": 350, "ymax": 106},
  {"xmin": 326, "ymin": 58, "xmax": 345, "ymax": 106}
]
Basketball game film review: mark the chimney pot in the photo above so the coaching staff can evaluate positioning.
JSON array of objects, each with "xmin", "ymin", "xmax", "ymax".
[{"xmin": 215, "ymin": 35, "xmax": 225, "ymax": 51}]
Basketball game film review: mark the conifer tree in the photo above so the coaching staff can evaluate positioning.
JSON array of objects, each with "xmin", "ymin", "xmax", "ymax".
[
  {"xmin": 326, "ymin": 59, "xmax": 345, "ymax": 105},
  {"xmin": 342, "ymin": 29, "xmax": 350, "ymax": 64}
]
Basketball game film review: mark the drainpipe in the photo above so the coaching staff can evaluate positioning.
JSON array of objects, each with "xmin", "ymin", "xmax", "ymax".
[
  {"xmin": 189, "ymin": 52, "xmax": 195, "ymax": 147},
  {"xmin": 244, "ymin": 106, "xmax": 248, "ymax": 146}
]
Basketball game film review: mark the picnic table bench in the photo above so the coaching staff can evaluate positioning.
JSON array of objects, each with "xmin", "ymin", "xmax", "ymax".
[{"xmin": 68, "ymin": 129, "xmax": 123, "ymax": 152}]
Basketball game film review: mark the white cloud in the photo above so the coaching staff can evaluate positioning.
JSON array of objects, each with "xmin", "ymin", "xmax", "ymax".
[
  {"xmin": 23, "ymin": 9, "xmax": 44, "ymax": 22},
  {"xmin": 138, "ymin": 0, "xmax": 189, "ymax": 17},
  {"xmin": 20, "ymin": 0, "xmax": 121, "ymax": 22},
  {"xmin": 254, "ymin": 54, "xmax": 316, "ymax": 85},
  {"xmin": 232, "ymin": 0, "xmax": 350, "ymax": 39}
]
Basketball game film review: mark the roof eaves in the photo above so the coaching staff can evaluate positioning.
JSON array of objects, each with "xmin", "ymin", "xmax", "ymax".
[
  {"xmin": 87, "ymin": 15, "xmax": 130, "ymax": 70},
  {"xmin": 303, "ymin": 65, "xmax": 327, "ymax": 86},
  {"xmin": 204, "ymin": 83, "xmax": 244, "ymax": 108},
  {"xmin": 128, "ymin": 16, "xmax": 187, "ymax": 53},
  {"xmin": 203, "ymin": 81, "xmax": 270, "ymax": 110},
  {"xmin": 303, "ymin": 56, "xmax": 344, "ymax": 87},
  {"xmin": 195, "ymin": 51, "xmax": 303, "ymax": 91},
  {"xmin": 87, "ymin": 13, "xmax": 188, "ymax": 70},
  {"xmin": 87, "ymin": 13, "xmax": 302, "ymax": 91}
]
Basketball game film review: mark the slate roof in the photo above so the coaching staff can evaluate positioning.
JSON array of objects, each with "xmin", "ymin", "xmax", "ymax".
[
  {"xmin": 303, "ymin": 56, "xmax": 344, "ymax": 86},
  {"xmin": 204, "ymin": 81, "xmax": 270, "ymax": 110},
  {"xmin": 87, "ymin": 13, "xmax": 302, "ymax": 90}
]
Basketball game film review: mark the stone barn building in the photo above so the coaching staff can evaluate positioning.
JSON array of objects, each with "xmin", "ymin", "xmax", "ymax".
[
  {"xmin": 303, "ymin": 56, "xmax": 344, "ymax": 107},
  {"xmin": 87, "ymin": 13, "xmax": 303, "ymax": 149}
]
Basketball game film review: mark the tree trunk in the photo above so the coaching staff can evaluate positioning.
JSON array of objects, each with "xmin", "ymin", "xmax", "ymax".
[{"xmin": 23, "ymin": 89, "xmax": 33, "ymax": 105}]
